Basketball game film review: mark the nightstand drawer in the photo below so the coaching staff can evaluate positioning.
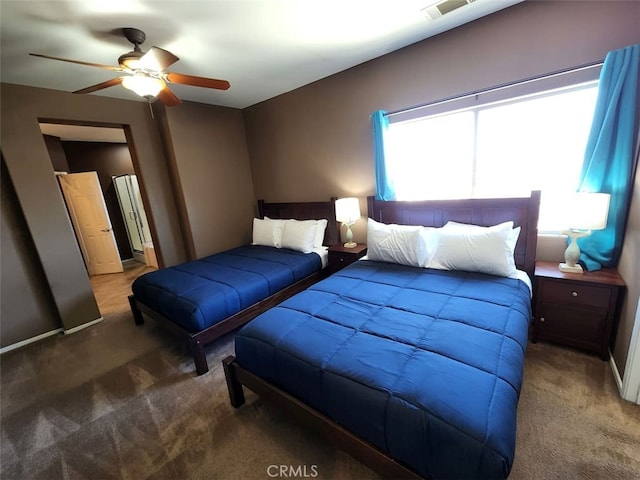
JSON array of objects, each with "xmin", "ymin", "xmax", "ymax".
[
  {"xmin": 328, "ymin": 244, "xmax": 367, "ymax": 274},
  {"xmin": 537, "ymin": 305, "xmax": 606, "ymax": 351},
  {"xmin": 332, "ymin": 253, "xmax": 351, "ymax": 264},
  {"xmin": 539, "ymin": 280, "xmax": 611, "ymax": 308}
]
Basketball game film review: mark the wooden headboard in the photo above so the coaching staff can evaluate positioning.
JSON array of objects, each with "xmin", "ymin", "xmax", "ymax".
[
  {"xmin": 367, "ymin": 191, "xmax": 541, "ymax": 278},
  {"xmin": 257, "ymin": 199, "xmax": 339, "ymax": 247}
]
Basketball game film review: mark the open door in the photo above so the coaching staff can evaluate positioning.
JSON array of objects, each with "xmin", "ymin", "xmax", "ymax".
[
  {"xmin": 58, "ymin": 172, "xmax": 123, "ymax": 275},
  {"xmin": 113, "ymin": 174, "xmax": 153, "ymax": 265}
]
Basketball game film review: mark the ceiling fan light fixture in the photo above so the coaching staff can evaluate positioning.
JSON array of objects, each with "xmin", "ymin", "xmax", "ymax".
[{"xmin": 121, "ymin": 74, "xmax": 165, "ymax": 98}]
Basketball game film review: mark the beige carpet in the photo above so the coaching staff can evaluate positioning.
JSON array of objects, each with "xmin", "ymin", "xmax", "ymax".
[{"xmin": 1, "ymin": 307, "xmax": 639, "ymax": 479}]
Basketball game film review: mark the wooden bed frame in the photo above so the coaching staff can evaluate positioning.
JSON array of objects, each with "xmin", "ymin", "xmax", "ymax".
[
  {"xmin": 223, "ymin": 191, "xmax": 541, "ymax": 479},
  {"xmin": 366, "ymin": 191, "xmax": 541, "ymax": 278},
  {"xmin": 129, "ymin": 198, "xmax": 339, "ymax": 375}
]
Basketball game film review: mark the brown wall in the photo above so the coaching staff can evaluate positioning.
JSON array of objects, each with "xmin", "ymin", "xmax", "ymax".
[
  {"xmin": 160, "ymin": 101, "xmax": 255, "ymax": 258},
  {"xmin": 242, "ymin": 1, "xmax": 640, "ymax": 378},
  {"xmin": 0, "ymin": 83, "xmax": 187, "ymax": 338},
  {"xmin": 615, "ymin": 159, "xmax": 640, "ymax": 377},
  {"xmin": 43, "ymin": 134, "xmax": 70, "ymax": 172},
  {"xmin": 1, "ymin": 158, "xmax": 62, "ymax": 347}
]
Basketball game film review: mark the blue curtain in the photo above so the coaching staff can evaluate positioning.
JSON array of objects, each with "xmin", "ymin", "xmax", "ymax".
[
  {"xmin": 578, "ymin": 44, "xmax": 640, "ymax": 271},
  {"xmin": 371, "ymin": 110, "xmax": 395, "ymax": 200}
]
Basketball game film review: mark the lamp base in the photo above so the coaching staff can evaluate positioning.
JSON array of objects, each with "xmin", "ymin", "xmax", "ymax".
[
  {"xmin": 343, "ymin": 242, "xmax": 357, "ymax": 248},
  {"xmin": 559, "ymin": 262, "xmax": 584, "ymax": 274}
]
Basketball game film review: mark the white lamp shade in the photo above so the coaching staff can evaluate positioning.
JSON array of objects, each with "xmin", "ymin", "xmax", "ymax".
[
  {"xmin": 567, "ymin": 192, "xmax": 610, "ymax": 230},
  {"xmin": 541, "ymin": 192, "xmax": 610, "ymax": 231},
  {"xmin": 335, "ymin": 197, "xmax": 361, "ymax": 224},
  {"xmin": 551, "ymin": 191, "xmax": 610, "ymax": 274}
]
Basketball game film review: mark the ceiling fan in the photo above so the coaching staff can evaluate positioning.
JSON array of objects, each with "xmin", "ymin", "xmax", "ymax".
[{"xmin": 30, "ymin": 27, "xmax": 230, "ymax": 106}]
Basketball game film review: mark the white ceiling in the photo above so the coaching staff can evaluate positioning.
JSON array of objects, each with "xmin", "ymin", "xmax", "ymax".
[{"xmin": 1, "ymin": 0, "xmax": 522, "ymax": 110}]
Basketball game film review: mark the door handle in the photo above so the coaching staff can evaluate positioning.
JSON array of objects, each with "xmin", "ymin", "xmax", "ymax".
[{"xmin": 101, "ymin": 228, "xmax": 112, "ymax": 232}]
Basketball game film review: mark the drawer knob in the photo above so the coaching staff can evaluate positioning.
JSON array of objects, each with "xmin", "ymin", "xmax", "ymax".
[
  {"xmin": 540, "ymin": 317, "xmax": 545, "ymax": 322},
  {"xmin": 571, "ymin": 291, "xmax": 578, "ymax": 297}
]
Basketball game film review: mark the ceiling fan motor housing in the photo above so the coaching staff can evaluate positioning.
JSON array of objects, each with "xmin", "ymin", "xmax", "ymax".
[
  {"xmin": 118, "ymin": 50, "xmax": 145, "ymax": 70},
  {"xmin": 122, "ymin": 27, "xmax": 146, "ymax": 47},
  {"xmin": 119, "ymin": 28, "xmax": 147, "ymax": 69}
]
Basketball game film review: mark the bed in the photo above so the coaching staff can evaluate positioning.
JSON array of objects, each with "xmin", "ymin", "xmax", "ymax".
[
  {"xmin": 223, "ymin": 191, "xmax": 540, "ymax": 479},
  {"xmin": 129, "ymin": 199, "xmax": 339, "ymax": 375}
]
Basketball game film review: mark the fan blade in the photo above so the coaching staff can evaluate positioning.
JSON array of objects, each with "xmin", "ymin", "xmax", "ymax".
[
  {"xmin": 73, "ymin": 77, "xmax": 123, "ymax": 94},
  {"xmin": 165, "ymin": 72, "xmax": 230, "ymax": 90},
  {"xmin": 139, "ymin": 46, "xmax": 179, "ymax": 72},
  {"xmin": 157, "ymin": 86, "xmax": 182, "ymax": 106},
  {"xmin": 30, "ymin": 53, "xmax": 124, "ymax": 71}
]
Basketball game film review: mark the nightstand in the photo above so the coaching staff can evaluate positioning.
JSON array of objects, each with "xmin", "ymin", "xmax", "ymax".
[
  {"xmin": 532, "ymin": 261, "xmax": 625, "ymax": 360},
  {"xmin": 328, "ymin": 244, "xmax": 367, "ymax": 274}
]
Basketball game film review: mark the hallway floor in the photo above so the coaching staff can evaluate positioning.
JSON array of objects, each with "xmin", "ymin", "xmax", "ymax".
[{"xmin": 89, "ymin": 261, "xmax": 155, "ymax": 316}]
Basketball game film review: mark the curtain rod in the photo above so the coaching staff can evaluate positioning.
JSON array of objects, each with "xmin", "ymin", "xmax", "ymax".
[{"xmin": 385, "ymin": 60, "xmax": 604, "ymax": 118}]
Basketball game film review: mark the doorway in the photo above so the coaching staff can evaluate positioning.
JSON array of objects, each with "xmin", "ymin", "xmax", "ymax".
[
  {"xmin": 113, "ymin": 174, "xmax": 157, "ymax": 267},
  {"xmin": 41, "ymin": 123, "xmax": 157, "ymax": 315}
]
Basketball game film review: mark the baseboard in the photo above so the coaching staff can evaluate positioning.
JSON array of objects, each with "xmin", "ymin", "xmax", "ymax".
[
  {"xmin": 609, "ymin": 349, "xmax": 624, "ymax": 392},
  {"xmin": 63, "ymin": 317, "xmax": 103, "ymax": 334},
  {"xmin": 0, "ymin": 328, "xmax": 64, "ymax": 354},
  {"xmin": 0, "ymin": 317, "xmax": 104, "ymax": 355}
]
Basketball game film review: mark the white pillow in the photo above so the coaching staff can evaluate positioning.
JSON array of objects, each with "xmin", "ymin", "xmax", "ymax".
[
  {"xmin": 443, "ymin": 220, "xmax": 514, "ymax": 231},
  {"xmin": 367, "ymin": 218, "xmax": 427, "ymax": 268},
  {"xmin": 314, "ymin": 219, "xmax": 328, "ymax": 247},
  {"xmin": 420, "ymin": 227, "xmax": 439, "ymax": 266},
  {"xmin": 443, "ymin": 220, "xmax": 520, "ymax": 253},
  {"xmin": 252, "ymin": 218, "xmax": 285, "ymax": 247},
  {"xmin": 428, "ymin": 224, "xmax": 521, "ymax": 278},
  {"xmin": 281, "ymin": 219, "xmax": 318, "ymax": 254}
]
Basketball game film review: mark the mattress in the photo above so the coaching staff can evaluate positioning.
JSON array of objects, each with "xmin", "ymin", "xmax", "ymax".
[
  {"xmin": 234, "ymin": 259, "xmax": 532, "ymax": 479},
  {"xmin": 131, "ymin": 245, "xmax": 323, "ymax": 332}
]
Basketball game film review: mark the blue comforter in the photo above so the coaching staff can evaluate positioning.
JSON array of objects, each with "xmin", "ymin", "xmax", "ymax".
[
  {"xmin": 131, "ymin": 245, "xmax": 322, "ymax": 332},
  {"xmin": 235, "ymin": 259, "xmax": 532, "ymax": 479}
]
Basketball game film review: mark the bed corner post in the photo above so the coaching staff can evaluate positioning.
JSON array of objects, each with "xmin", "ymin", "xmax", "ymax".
[
  {"xmin": 129, "ymin": 295, "xmax": 144, "ymax": 325},
  {"xmin": 529, "ymin": 190, "xmax": 541, "ymax": 223},
  {"xmin": 223, "ymin": 355, "xmax": 246, "ymax": 408},
  {"xmin": 190, "ymin": 337, "xmax": 210, "ymax": 375},
  {"xmin": 367, "ymin": 196, "xmax": 376, "ymax": 221},
  {"xmin": 525, "ymin": 190, "xmax": 542, "ymax": 278}
]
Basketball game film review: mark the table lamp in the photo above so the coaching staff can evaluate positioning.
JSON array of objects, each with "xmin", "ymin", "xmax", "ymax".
[
  {"xmin": 335, "ymin": 197, "xmax": 361, "ymax": 248},
  {"xmin": 559, "ymin": 192, "xmax": 610, "ymax": 273}
]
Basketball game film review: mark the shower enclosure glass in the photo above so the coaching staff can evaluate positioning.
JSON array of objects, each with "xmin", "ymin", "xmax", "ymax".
[{"xmin": 113, "ymin": 174, "xmax": 152, "ymax": 264}]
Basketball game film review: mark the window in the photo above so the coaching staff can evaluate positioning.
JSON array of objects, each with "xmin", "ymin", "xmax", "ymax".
[{"xmin": 385, "ymin": 82, "xmax": 599, "ymax": 228}]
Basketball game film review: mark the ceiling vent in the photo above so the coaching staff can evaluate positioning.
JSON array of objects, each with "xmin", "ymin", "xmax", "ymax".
[{"xmin": 422, "ymin": 0, "xmax": 477, "ymax": 20}]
